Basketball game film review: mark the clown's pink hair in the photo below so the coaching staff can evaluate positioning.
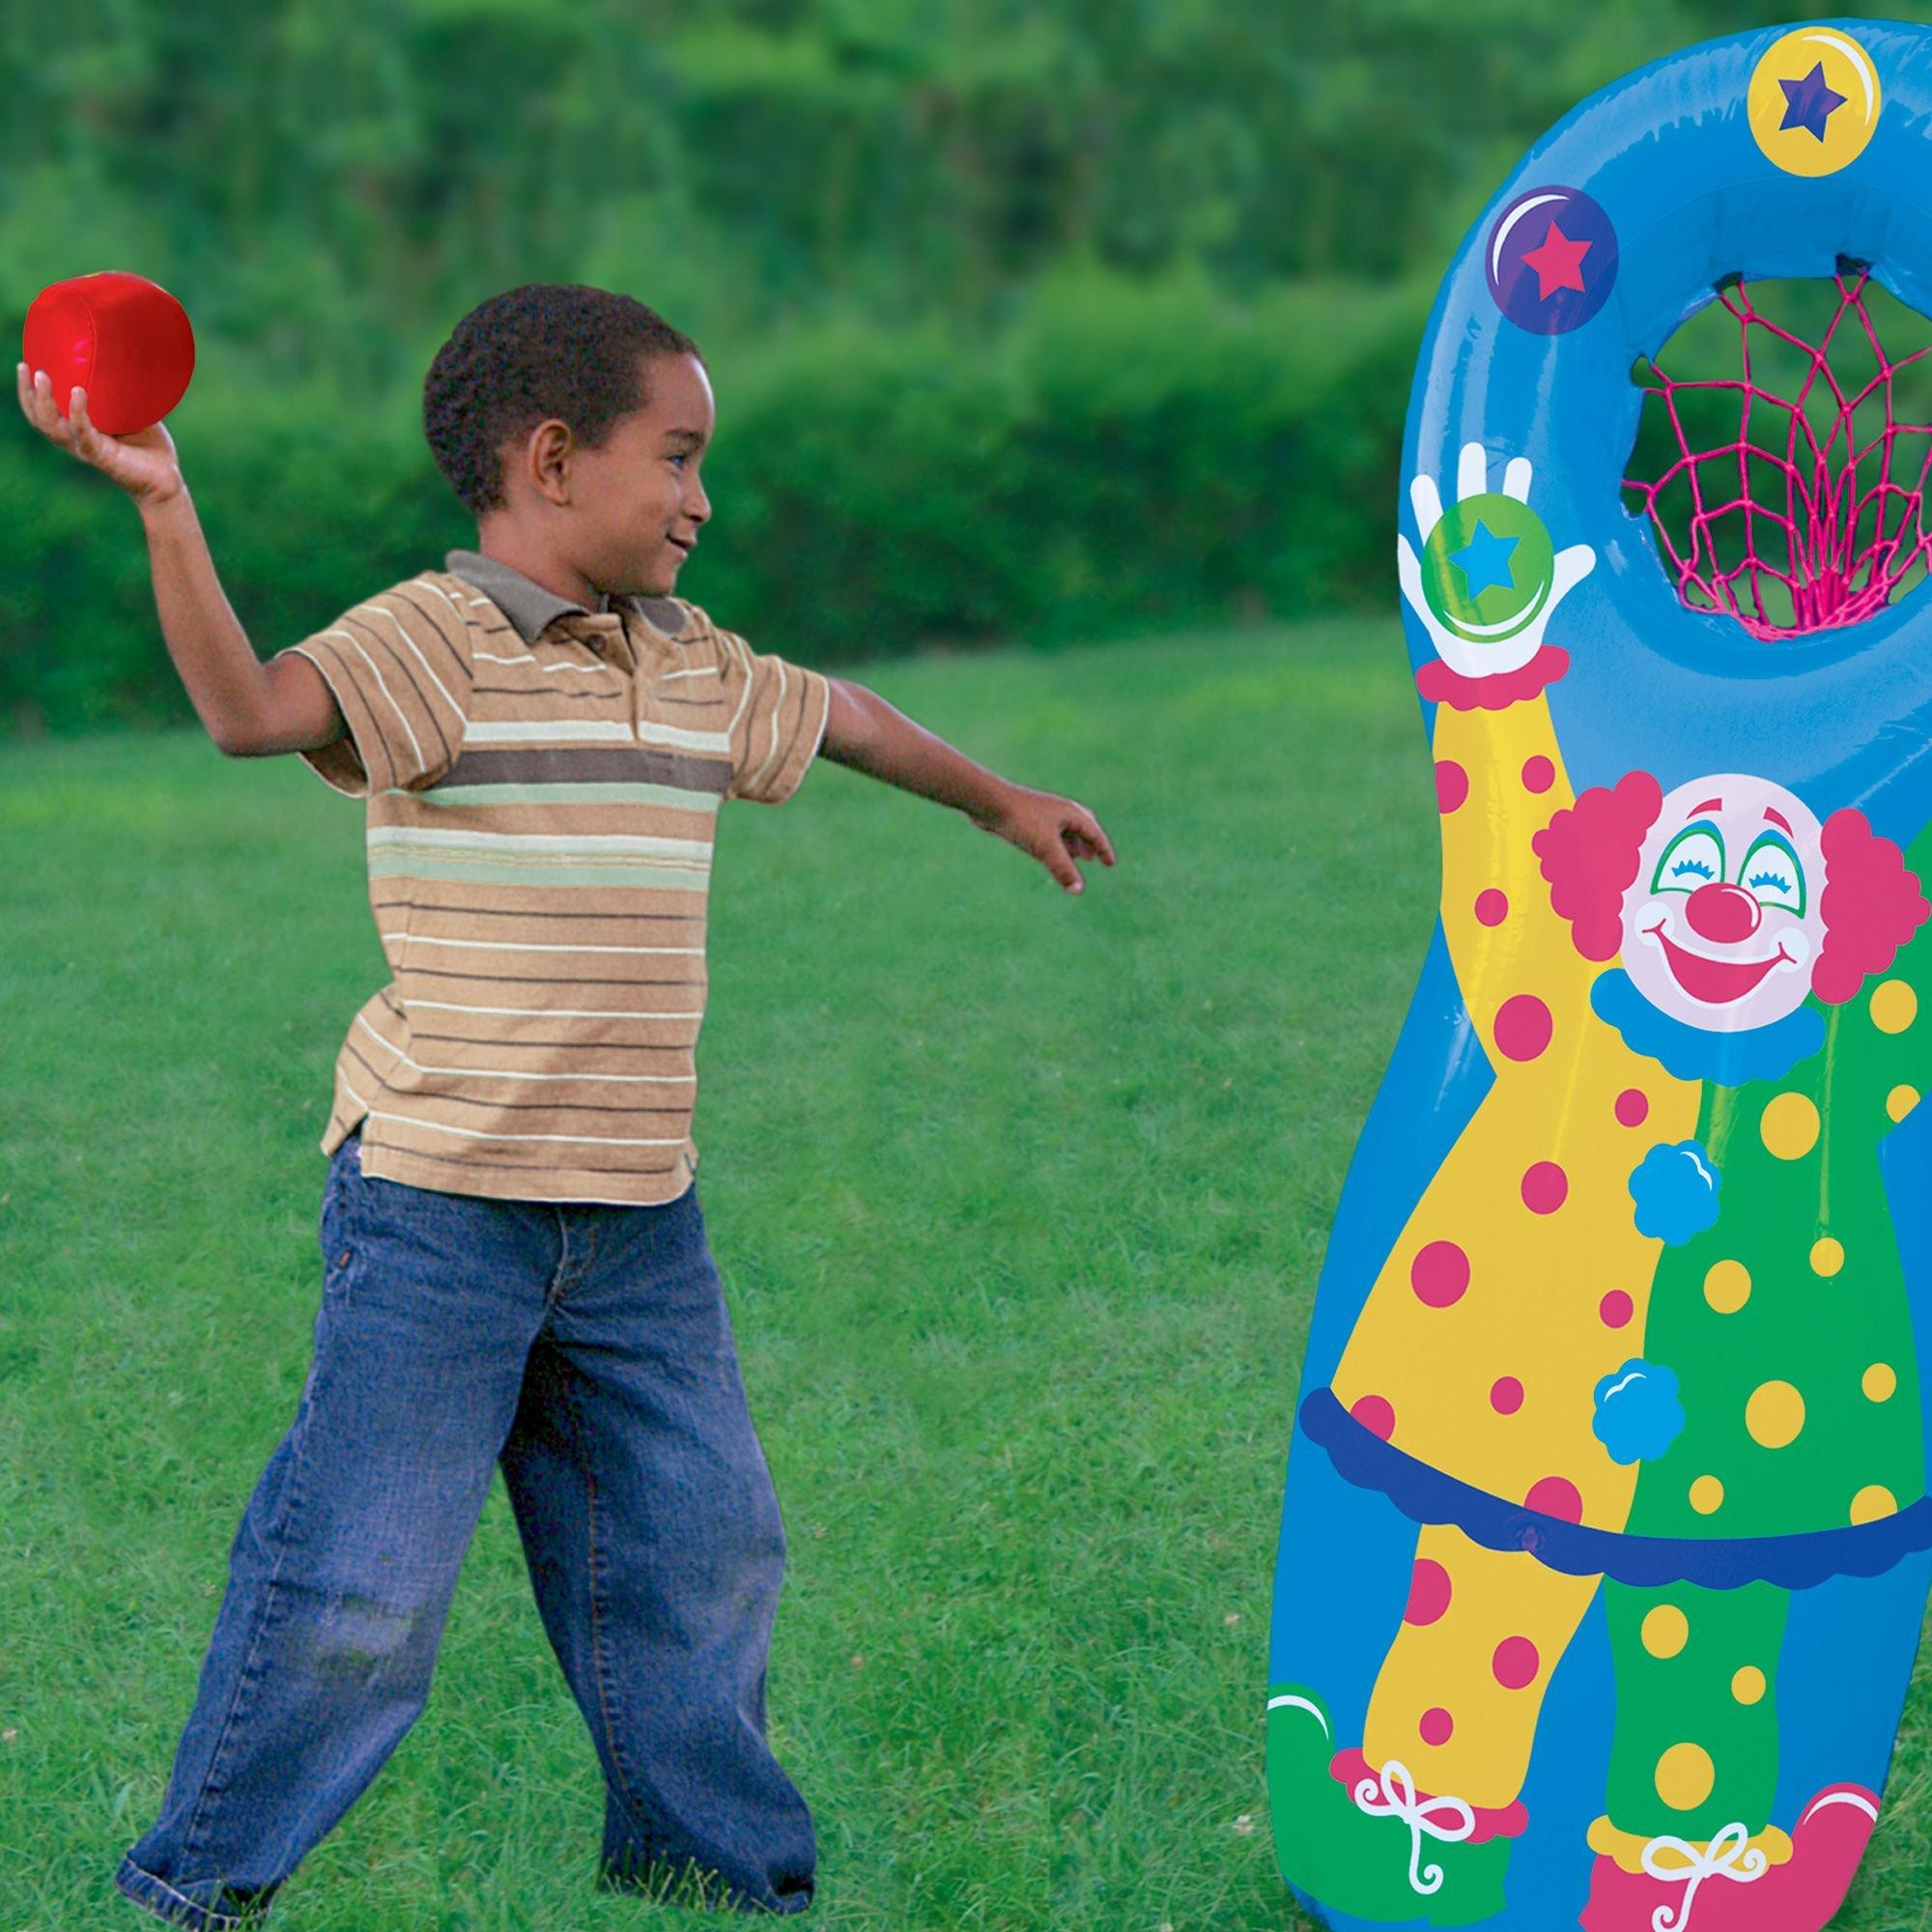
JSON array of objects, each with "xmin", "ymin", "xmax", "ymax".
[
  {"xmin": 1531, "ymin": 772, "xmax": 1663, "ymax": 961},
  {"xmin": 1813, "ymin": 810, "xmax": 1930, "ymax": 1005}
]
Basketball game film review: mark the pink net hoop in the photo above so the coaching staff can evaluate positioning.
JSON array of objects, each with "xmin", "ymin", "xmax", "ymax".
[{"xmin": 1623, "ymin": 267, "xmax": 1932, "ymax": 639}]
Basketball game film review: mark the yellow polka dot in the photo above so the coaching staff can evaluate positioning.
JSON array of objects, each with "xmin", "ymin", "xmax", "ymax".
[
  {"xmin": 1809, "ymin": 1237, "xmax": 1844, "ymax": 1277},
  {"xmin": 1863, "ymin": 1363, "xmax": 1898, "ymax": 1403},
  {"xmin": 1852, "ymin": 1485, "xmax": 1899, "ymax": 1524},
  {"xmin": 1690, "ymin": 1475, "xmax": 1724, "ymax": 1516},
  {"xmin": 1871, "ymin": 980, "xmax": 1918, "ymax": 1034},
  {"xmin": 1888, "ymin": 1085, "xmax": 1920, "ymax": 1123},
  {"xmin": 1703, "ymin": 1260, "xmax": 1752, "ymax": 1314},
  {"xmin": 1641, "ymin": 1605, "xmax": 1690, "ymax": 1659},
  {"xmin": 1732, "ymin": 1666, "xmax": 1767, "ymax": 1706},
  {"xmin": 1746, "ymin": 1380, "xmax": 1806, "ymax": 1449},
  {"xmin": 1759, "ymin": 1092, "xmax": 1820, "ymax": 1160},
  {"xmin": 1655, "ymin": 1742, "xmax": 1716, "ymax": 1811}
]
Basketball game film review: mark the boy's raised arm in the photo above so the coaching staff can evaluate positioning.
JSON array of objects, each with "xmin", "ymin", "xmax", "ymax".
[
  {"xmin": 139, "ymin": 493, "xmax": 345, "ymax": 757},
  {"xmin": 15, "ymin": 363, "xmax": 344, "ymax": 757}
]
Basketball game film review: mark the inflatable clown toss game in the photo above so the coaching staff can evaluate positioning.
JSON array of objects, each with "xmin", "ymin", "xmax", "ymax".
[{"xmin": 1267, "ymin": 21, "xmax": 1932, "ymax": 1932}]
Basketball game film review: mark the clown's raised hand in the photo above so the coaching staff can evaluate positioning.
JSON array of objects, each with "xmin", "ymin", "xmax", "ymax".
[{"xmin": 1397, "ymin": 441, "xmax": 1595, "ymax": 681}]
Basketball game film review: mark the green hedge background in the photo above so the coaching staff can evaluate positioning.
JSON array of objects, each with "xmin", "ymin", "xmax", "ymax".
[{"xmin": 0, "ymin": 0, "xmax": 1910, "ymax": 735}]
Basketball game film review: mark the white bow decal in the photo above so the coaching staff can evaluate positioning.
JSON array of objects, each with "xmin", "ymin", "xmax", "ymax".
[
  {"xmin": 1640, "ymin": 1821, "xmax": 1769, "ymax": 1932},
  {"xmin": 1351, "ymin": 1758, "xmax": 1477, "ymax": 1895}
]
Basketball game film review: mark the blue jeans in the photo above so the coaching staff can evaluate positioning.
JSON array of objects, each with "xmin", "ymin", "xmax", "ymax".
[{"xmin": 114, "ymin": 1125, "xmax": 814, "ymax": 1925}]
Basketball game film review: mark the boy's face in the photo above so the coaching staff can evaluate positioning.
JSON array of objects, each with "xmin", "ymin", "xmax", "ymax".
[{"xmin": 549, "ymin": 350, "xmax": 715, "ymax": 599}]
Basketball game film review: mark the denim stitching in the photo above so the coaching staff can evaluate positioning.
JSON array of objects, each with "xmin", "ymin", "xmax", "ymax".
[
  {"xmin": 119, "ymin": 1855, "xmax": 258, "ymax": 1929},
  {"xmin": 544, "ymin": 1208, "xmax": 571, "ymax": 1308},
  {"xmin": 177, "ymin": 1253, "xmax": 335, "ymax": 1862},
  {"xmin": 319, "ymin": 1144, "xmax": 360, "ymax": 1279},
  {"xmin": 554, "ymin": 1363, "xmax": 656, "ymax": 1847}
]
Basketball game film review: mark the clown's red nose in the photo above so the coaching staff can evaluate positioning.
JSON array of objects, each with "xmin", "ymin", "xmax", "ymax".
[{"xmin": 1685, "ymin": 881, "xmax": 1760, "ymax": 943}]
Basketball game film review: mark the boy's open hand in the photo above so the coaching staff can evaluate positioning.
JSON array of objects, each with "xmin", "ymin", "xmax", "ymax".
[
  {"xmin": 16, "ymin": 364, "xmax": 184, "ymax": 507},
  {"xmin": 969, "ymin": 783, "xmax": 1116, "ymax": 895},
  {"xmin": 819, "ymin": 677, "xmax": 1116, "ymax": 896}
]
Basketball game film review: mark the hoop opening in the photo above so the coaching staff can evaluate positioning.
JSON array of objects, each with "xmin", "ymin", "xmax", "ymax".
[{"xmin": 1622, "ymin": 266, "xmax": 1932, "ymax": 638}]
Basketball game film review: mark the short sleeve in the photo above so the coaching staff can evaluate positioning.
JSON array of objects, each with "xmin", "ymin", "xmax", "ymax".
[
  {"xmin": 708, "ymin": 620, "xmax": 831, "ymax": 806},
  {"xmin": 272, "ymin": 576, "xmax": 474, "ymax": 800}
]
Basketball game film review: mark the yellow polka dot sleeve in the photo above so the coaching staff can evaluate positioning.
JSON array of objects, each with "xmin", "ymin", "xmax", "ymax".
[{"xmin": 1432, "ymin": 696, "xmax": 1601, "ymax": 1041}]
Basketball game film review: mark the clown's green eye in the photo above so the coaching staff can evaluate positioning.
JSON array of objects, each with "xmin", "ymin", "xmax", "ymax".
[
  {"xmin": 1740, "ymin": 831, "xmax": 1805, "ymax": 916},
  {"xmin": 1653, "ymin": 822, "xmax": 1725, "ymax": 895}
]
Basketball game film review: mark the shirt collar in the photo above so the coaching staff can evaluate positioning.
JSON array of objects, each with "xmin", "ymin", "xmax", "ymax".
[{"xmin": 444, "ymin": 547, "xmax": 626, "ymax": 646}]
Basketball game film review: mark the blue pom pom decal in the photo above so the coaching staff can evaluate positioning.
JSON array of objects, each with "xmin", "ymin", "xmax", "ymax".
[
  {"xmin": 1592, "ymin": 1357, "xmax": 1686, "ymax": 1464},
  {"xmin": 1628, "ymin": 1139, "xmax": 1721, "ymax": 1244}
]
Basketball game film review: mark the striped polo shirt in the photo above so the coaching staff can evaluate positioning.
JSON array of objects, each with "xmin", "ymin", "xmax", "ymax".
[{"xmin": 273, "ymin": 547, "xmax": 830, "ymax": 1205}]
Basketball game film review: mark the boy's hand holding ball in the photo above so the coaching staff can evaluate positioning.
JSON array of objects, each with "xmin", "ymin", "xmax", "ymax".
[
  {"xmin": 16, "ymin": 363, "xmax": 184, "ymax": 508},
  {"xmin": 17, "ymin": 270, "xmax": 193, "ymax": 508}
]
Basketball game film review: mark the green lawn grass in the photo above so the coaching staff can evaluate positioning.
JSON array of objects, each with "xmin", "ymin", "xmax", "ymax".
[{"xmin": 2, "ymin": 615, "xmax": 1926, "ymax": 1930}]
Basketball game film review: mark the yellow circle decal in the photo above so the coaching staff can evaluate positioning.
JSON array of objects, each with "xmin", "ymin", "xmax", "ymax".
[
  {"xmin": 1871, "ymin": 978, "xmax": 1918, "ymax": 1035},
  {"xmin": 1656, "ymin": 1742, "xmax": 1717, "ymax": 1811},
  {"xmin": 1888, "ymin": 1084, "xmax": 1920, "ymax": 1122},
  {"xmin": 1642, "ymin": 1605, "xmax": 1690, "ymax": 1659},
  {"xmin": 1748, "ymin": 28, "xmax": 1881, "ymax": 177},
  {"xmin": 1863, "ymin": 1362, "xmax": 1898, "ymax": 1403},
  {"xmin": 1690, "ymin": 1474, "xmax": 1725, "ymax": 1516},
  {"xmin": 1851, "ymin": 1484, "xmax": 1899, "ymax": 1525},
  {"xmin": 1732, "ymin": 1665, "xmax": 1767, "ymax": 1706},
  {"xmin": 1703, "ymin": 1259, "xmax": 1752, "ymax": 1314},
  {"xmin": 1760, "ymin": 1092, "xmax": 1820, "ymax": 1160},
  {"xmin": 1809, "ymin": 1237, "xmax": 1844, "ymax": 1278},
  {"xmin": 1746, "ymin": 1379, "xmax": 1806, "ymax": 1449}
]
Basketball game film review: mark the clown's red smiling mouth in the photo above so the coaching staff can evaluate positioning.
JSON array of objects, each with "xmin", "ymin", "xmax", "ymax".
[{"xmin": 1646, "ymin": 922, "xmax": 1791, "ymax": 1004}]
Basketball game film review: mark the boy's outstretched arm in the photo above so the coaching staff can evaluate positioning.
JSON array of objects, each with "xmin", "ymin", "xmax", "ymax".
[{"xmin": 819, "ymin": 674, "xmax": 1116, "ymax": 895}]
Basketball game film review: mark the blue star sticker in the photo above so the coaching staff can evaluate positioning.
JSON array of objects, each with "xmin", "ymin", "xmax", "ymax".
[
  {"xmin": 1449, "ymin": 519, "xmax": 1519, "ymax": 600},
  {"xmin": 1778, "ymin": 62, "xmax": 1846, "ymax": 142}
]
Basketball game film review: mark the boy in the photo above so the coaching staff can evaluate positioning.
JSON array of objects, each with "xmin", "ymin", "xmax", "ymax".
[{"xmin": 17, "ymin": 282, "xmax": 1113, "ymax": 1926}]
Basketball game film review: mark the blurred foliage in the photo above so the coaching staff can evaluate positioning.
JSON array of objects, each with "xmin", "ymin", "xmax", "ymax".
[{"xmin": 0, "ymin": 0, "xmax": 1912, "ymax": 733}]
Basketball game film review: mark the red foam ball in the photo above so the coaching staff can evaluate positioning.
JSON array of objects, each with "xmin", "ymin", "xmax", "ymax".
[{"xmin": 23, "ymin": 271, "xmax": 195, "ymax": 436}]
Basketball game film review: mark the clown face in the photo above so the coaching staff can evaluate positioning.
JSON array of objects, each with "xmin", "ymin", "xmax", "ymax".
[{"xmin": 1622, "ymin": 774, "xmax": 1826, "ymax": 1031}]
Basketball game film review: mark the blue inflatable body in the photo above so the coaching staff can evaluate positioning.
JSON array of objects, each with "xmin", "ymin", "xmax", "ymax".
[{"xmin": 1268, "ymin": 21, "xmax": 1932, "ymax": 1931}]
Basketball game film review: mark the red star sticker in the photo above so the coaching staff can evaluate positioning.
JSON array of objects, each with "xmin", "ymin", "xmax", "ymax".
[{"xmin": 1520, "ymin": 218, "xmax": 1592, "ymax": 300}]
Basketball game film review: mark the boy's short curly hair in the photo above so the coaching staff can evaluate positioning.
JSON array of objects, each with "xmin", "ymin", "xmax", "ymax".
[{"xmin": 423, "ymin": 284, "xmax": 704, "ymax": 517}]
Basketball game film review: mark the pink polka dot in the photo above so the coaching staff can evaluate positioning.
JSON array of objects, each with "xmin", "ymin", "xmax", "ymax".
[
  {"xmin": 1521, "ymin": 755, "xmax": 1554, "ymax": 794},
  {"xmin": 1419, "ymin": 1706, "xmax": 1455, "ymax": 1747},
  {"xmin": 1490, "ymin": 1377, "xmax": 1524, "ymax": 1415},
  {"xmin": 1409, "ymin": 1240, "xmax": 1470, "ymax": 1309},
  {"xmin": 1435, "ymin": 760, "xmax": 1469, "ymax": 812},
  {"xmin": 1350, "ymin": 1394, "xmax": 1396, "ymax": 1441},
  {"xmin": 1405, "ymin": 1558, "xmax": 1453, "ymax": 1627},
  {"xmin": 1520, "ymin": 1161, "xmax": 1568, "ymax": 1213},
  {"xmin": 1599, "ymin": 1290, "xmax": 1634, "ymax": 1329},
  {"xmin": 1525, "ymin": 1476, "xmax": 1584, "ymax": 1523},
  {"xmin": 1615, "ymin": 1088, "xmax": 1650, "ymax": 1127},
  {"xmin": 1474, "ymin": 889, "xmax": 1509, "ymax": 926},
  {"xmin": 1493, "ymin": 994, "xmax": 1552, "ymax": 1063},
  {"xmin": 1492, "ymin": 1636, "xmax": 1541, "ymax": 1690}
]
